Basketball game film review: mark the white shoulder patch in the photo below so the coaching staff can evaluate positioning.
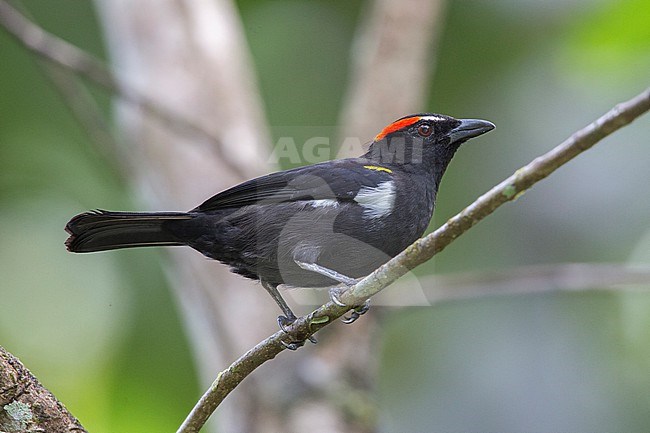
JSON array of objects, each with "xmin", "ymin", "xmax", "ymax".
[{"xmin": 354, "ymin": 180, "xmax": 396, "ymax": 218}]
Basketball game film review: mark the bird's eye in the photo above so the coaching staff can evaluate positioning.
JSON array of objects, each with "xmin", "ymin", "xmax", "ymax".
[{"xmin": 417, "ymin": 123, "xmax": 433, "ymax": 137}]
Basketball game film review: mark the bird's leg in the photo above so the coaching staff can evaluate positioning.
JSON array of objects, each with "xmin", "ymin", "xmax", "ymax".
[
  {"xmin": 295, "ymin": 260, "xmax": 369, "ymax": 324},
  {"xmin": 261, "ymin": 280, "xmax": 316, "ymax": 349},
  {"xmin": 260, "ymin": 280, "xmax": 298, "ymax": 323},
  {"xmin": 295, "ymin": 260, "xmax": 359, "ymax": 286}
]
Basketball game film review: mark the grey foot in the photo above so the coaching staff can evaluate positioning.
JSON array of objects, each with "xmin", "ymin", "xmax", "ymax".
[
  {"xmin": 277, "ymin": 314, "xmax": 317, "ymax": 350},
  {"xmin": 329, "ymin": 286, "xmax": 371, "ymax": 324}
]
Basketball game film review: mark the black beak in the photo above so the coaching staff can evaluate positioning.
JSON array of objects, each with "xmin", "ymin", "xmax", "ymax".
[{"xmin": 449, "ymin": 119, "xmax": 495, "ymax": 144}]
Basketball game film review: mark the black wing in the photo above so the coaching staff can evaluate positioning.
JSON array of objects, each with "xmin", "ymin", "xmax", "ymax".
[{"xmin": 194, "ymin": 159, "xmax": 393, "ymax": 212}]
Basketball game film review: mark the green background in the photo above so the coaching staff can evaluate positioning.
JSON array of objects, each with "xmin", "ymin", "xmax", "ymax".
[{"xmin": 1, "ymin": 0, "xmax": 649, "ymax": 431}]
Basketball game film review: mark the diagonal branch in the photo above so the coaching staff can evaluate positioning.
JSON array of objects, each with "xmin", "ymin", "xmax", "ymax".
[
  {"xmin": 0, "ymin": 0, "xmax": 115, "ymax": 91},
  {"xmin": 177, "ymin": 89, "xmax": 650, "ymax": 432},
  {"xmin": 0, "ymin": 1, "xmax": 129, "ymax": 176}
]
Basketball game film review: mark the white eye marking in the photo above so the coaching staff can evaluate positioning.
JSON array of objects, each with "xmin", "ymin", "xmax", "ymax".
[
  {"xmin": 354, "ymin": 180, "xmax": 396, "ymax": 218},
  {"xmin": 309, "ymin": 199, "xmax": 339, "ymax": 208},
  {"xmin": 419, "ymin": 115, "xmax": 445, "ymax": 123}
]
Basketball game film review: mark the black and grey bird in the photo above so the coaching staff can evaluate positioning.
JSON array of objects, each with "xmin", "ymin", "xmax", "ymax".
[{"xmin": 65, "ymin": 114, "xmax": 494, "ymax": 333}]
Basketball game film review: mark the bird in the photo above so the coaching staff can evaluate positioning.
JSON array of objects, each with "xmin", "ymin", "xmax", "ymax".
[{"xmin": 65, "ymin": 113, "xmax": 494, "ymax": 346}]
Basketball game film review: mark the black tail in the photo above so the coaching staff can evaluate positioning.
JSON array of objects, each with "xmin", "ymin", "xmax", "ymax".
[{"xmin": 65, "ymin": 210, "xmax": 194, "ymax": 253}]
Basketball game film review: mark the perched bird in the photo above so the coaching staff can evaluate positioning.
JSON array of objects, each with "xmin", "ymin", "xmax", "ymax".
[{"xmin": 65, "ymin": 113, "xmax": 494, "ymax": 340}]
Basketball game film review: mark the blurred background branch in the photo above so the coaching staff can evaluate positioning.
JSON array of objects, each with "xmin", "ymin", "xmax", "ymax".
[
  {"xmin": 0, "ymin": 1, "xmax": 116, "ymax": 92},
  {"xmin": 388, "ymin": 263, "xmax": 650, "ymax": 305},
  {"xmin": 0, "ymin": 0, "xmax": 252, "ymax": 179}
]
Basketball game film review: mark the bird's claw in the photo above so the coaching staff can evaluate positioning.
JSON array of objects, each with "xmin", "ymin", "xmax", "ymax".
[
  {"xmin": 281, "ymin": 340, "xmax": 304, "ymax": 351},
  {"xmin": 342, "ymin": 300, "xmax": 370, "ymax": 324},
  {"xmin": 277, "ymin": 315, "xmax": 317, "ymax": 350},
  {"xmin": 329, "ymin": 287, "xmax": 370, "ymax": 324},
  {"xmin": 329, "ymin": 286, "xmax": 348, "ymax": 307},
  {"xmin": 277, "ymin": 314, "xmax": 296, "ymax": 332}
]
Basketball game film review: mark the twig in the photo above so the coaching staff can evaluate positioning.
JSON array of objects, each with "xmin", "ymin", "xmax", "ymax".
[{"xmin": 177, "ymin": 89, "xmax": 650, "ymax": 432}]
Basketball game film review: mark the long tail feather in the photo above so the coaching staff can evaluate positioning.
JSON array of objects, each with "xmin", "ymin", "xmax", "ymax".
[{"xmin": 65, "ymin": 210, "xmax": 193, "ymax": 253}]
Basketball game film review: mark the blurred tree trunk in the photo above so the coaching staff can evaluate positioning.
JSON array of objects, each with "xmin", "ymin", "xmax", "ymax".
[
  {"xmin": 93, "ymin": 0, "xmax": 444, "ymax": 432},
  {"xmin": 94, "ymin": 2, "xmax": 274, "ymax": 432},
  {"xmin": 338, "ymin": 0, "xmax": 445, "ymax": 148}
]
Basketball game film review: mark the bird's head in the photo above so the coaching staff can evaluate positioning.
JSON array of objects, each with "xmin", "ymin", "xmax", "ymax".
[{"xmin": 364, "ymin": 114, "xmax": 494, "ymax": 178}]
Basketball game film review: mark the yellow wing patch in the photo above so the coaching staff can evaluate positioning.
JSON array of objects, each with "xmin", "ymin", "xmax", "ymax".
[{"xmin": 363, "ymin": 165, "xmax": 393, "ymax": 174}]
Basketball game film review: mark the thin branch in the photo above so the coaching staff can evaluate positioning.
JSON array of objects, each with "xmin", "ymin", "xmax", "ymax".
[
  {"xmin": 0, "ymin": 0, "xmax": 251, "ymax": 179},
  {"xmin": 178, "ymin": 89, "xmax": 650, "ymax": 432}
]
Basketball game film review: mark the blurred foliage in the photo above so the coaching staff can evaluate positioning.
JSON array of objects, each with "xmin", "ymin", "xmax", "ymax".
[
  {"xmin": 564, "ymin": 0, "xmax": 650, "ymax": 78},
  {"xmin": 0, "ymin": 1, "xmax": 198, "ymax": 432},
  {"xmin": 1, "ymin": 0, "xmax": 649, "ymax": 432}
]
